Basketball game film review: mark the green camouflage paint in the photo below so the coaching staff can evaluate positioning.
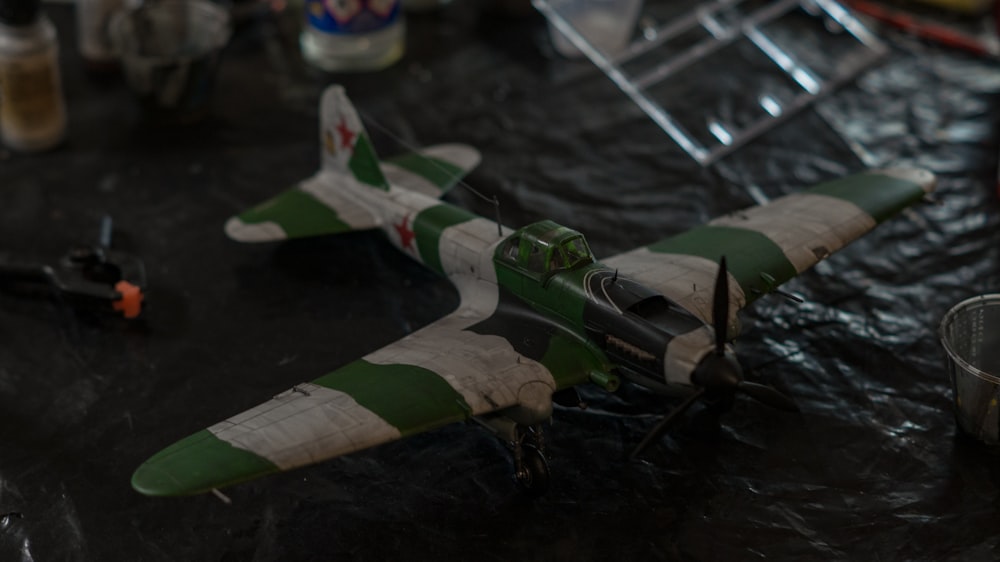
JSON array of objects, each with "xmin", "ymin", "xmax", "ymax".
[
  {"xmin": 413, "ymin": 204, "xmax": 478, "ymax": 275},
  {"xmin": 386, "ymin": 153, "xmax": 465, "ymax": 192},
  {"xmin": 131, "ymin": 429, "xmax": 278, "ymax": 496},
  {"xmin": 492, "ymin": 221, "xmax": 601, "ymax": 330},
  {"xmin": 648, "ymin": 226, "xmax": 798, "ymax": 299},
  {"xmin": 238, "ymin": 188, "xmax": 352, "ymax": 236},
  {"xmin": 808, "ymin": 173, "xmax": 925, "ymax": 222},
  {"xmin": 349, "ymin": 136, "xmax": 390, "ymax": 190},
  {"xmin": 314, "ymin": 359, "xmax": 471, "ymax": 435},
  {"xmin": 539, "ymin": 331, "xmax": 609, "ymax": 390}
]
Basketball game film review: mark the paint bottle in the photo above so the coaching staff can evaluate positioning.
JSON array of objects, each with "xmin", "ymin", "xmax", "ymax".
[
  {"xmin": 0, "ymin": 0, "xmax": 67, "ymax": 152},
  {"xmin": 299, "ymin": 0, "xmax": 404, "ymax": 72}
]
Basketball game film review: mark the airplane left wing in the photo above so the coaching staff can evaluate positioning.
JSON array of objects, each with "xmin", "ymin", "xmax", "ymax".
[
  {"xmin": 602, "ymin": 168, "xmax": 936, "ymax": 332},
  {"xmin": 131, "ymin": 300, "xmax": 574, "ymax": 497}
]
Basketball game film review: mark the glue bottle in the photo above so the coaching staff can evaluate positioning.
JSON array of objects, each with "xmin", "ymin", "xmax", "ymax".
[
  {"xmin": 0, "ymin": 0, "xmax": 67, "ymax": 152},
  {"xmin": 299, "ymin": 0, "xmax": 404, "ymax": 72}
]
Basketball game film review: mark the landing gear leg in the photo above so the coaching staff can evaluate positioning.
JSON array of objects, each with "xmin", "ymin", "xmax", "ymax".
[
  {"xmin": 512, "ymin": 424, "xmax": 549, "ymax": 497},
  {"xmin": 474, "ymin": 417, "xmax": 552, "ymax": 497}
]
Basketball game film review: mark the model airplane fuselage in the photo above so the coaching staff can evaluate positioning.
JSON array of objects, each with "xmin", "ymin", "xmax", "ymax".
[{"xmin": 132, "ymin": 86, "xmax": 936, "ymax": 497}]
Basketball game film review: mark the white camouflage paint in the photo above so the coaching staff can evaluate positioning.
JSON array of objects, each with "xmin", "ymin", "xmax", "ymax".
[
  {"xmin": 379, "ymin": 144, "xmax": 482, "ymax": 198},
  {"xmin": 663, "ymin": 328, "xmax": 717, "ymax": 386},
  {"xmin": 602, "ymin": 249, "xmax": 745, "ymax": 333},
  {"xmin": 300, "ymin": 172, "xmax": 383, "ymax": 229},
  {"xmin": 437, "ymin": 217, "xmax": 511, "ymax": 307},
  {"xmin": 876, "ymin": 167, "xmax": 936, "ymax": 189},
  {"xmin": 709, "ymin": 192, "xmax": 875, "ymax": 272},
  {"xmin": 209, "ymin": 383, "xmax": 401, "ymax": 470},
  {"xmin": 224, "ymin": 219, "xmax": 289, "ymax": 243},
  {"xmin": 365, "ymin": 303, "xmax": 557, "ymax": 419},
  {"xmin": 223, "ymin": 172, "xmax": 383, "ymax": 242},
  {"xmin": 219, "ymin": 178, "xmax": 554, "ymax": 466},
  {"xmin": 362, "ymin": 184, "xmax": 438, "ymax": 260}
]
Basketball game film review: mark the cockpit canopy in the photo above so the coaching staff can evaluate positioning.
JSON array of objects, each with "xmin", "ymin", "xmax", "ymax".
[{"xmin": 497, "ymin": 220, "xmax": 595, "ymax": 278}]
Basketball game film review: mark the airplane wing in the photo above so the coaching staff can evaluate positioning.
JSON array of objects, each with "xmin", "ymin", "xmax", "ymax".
[
  {"xmin": 131, "ymin": 292, "xmax": 588, "ymax": 497},
  {"xmin": 601, "ymin": 168, "xmax": 936, "ymax": 331}
]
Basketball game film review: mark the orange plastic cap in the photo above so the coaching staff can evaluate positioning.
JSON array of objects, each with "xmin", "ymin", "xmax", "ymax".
[{"xmin": 112, "ymin": 280, "xmax": 144, "ymax": 319}]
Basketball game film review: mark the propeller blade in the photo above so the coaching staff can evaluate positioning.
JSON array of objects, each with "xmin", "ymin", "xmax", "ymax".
[
  {"xmin": 738, "ymin": 381, "xmax": 799, "ymax": 412},
  {"xmin": 630, "ymin": 388, "xmax": 706, "ymax": 460},
  {"xmin": 712, "ymin": 256, "xmax": 729, "ymax": 355}
]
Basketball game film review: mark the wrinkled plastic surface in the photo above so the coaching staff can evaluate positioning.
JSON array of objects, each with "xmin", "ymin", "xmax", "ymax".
[{"xmin": 1, "ymin": 4, "xmax": 999, "ymax": 560}]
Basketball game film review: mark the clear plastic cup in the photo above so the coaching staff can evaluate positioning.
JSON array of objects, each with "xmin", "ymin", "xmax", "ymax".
[
  {"xmin": 109, "ymin": 0, "xmax": 232, "ymax": 124},
  {"xmin": 940, "ymin": 294, "xmax": 1000, "ymax": 445}
]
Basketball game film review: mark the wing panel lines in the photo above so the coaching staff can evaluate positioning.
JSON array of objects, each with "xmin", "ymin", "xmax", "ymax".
[
  {"xmin": 709, "ymin": 193, "xmax": 875, "ymax": 272},
  {"xmin": 365, "ymin": 312, "xmax": 556, "ymax": 416},
  {"xmin": 601, "ymin": 249, "xmax": 744, "ymax": 330},
  {"xmin": 210, "ymin": 382, "xmax": 402, "ymax": 470}
]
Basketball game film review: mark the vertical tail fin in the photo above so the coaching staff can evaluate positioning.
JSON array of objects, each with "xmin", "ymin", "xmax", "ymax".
[{"xmin": 320, "ymin": 86, "xmax": 389, "ymax": 191}]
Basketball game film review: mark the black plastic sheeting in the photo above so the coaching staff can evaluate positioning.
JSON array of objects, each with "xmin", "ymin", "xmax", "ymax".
[{"xmin": 2, "ymin": 3, "xmax": 1000, "ymax": 560}]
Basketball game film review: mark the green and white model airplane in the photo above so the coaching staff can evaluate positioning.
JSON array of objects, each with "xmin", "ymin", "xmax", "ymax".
[{"xmin": 132, "ymin": 86, "xmax": 936, "ymax": 497}]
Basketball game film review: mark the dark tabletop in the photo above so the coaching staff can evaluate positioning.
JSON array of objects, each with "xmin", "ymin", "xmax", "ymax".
[{"xmin": 1, "ymin": 2, "xmax": 1000, "ymax": 560}]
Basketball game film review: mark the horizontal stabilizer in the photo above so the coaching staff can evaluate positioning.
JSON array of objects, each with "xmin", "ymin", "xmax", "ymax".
[
  {"xmin": 225, "ymin": 172, "xmax": 380, "ymax": 242},
  {"xmin": 381, "ymin": 144, "xmax": 481, "ymax": 197}
]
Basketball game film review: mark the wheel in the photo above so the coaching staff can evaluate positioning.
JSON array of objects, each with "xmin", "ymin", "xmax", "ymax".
[{"xmin": 515, "ymin": 445, "xmax": 550, "ymax": 498}]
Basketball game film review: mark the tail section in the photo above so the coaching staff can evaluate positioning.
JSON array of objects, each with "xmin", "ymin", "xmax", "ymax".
[
  {"xmin": 224, "ymin": 85, "xmax": 485, "ymax": 243},
  {"xmin": 224, "ymin": 86, "xmax": 388, "ymax": 243},
  {"xmin": 321, "ymin": 86, "xmax": 483, "ymax": 196},
  {"xmin": 319, "ymin": 85, "xmax": 389, "ymax": 191}
]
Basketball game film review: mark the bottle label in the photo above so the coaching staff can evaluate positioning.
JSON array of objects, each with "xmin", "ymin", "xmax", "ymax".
[
  {"xmin": 305, "ymin": 0, "xmax": 401, "ymax": 35},
  {"xmin": 0, "ymin": 54, "xmax": 63, "ymax": 134}
]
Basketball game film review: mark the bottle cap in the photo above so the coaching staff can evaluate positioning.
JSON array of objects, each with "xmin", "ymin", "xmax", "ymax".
[{"xmin": 0, "ymin": 0, "xmax": 40, "ymax": 26}]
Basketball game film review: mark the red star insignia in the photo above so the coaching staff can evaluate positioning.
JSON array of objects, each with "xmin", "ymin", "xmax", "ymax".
[
  {"xmin": 394, "ymin": 215, "xmax": 416, "ymax": 252},
  {"xmin": 337, "ymin": 117, "xmax": 356, "ymax": 150}
]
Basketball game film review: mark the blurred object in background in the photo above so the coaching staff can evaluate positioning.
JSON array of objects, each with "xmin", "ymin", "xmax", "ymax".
[
  {"xmin": 403, "ymin": 0, "xmax": 452, "ymax": 12},
  {"xmin": 229, "ymin": 0, "xmax": 289, "ymax": 24},
  {"xmin": 489, "ymin": 0, "xmax": 535, "ymax": 16},
  {"xmin": 847, "ymin": 0, "xmax": 1000, "ymax": 57},
  {"xmin": 544, "ymin": 0, "xmax": 642, "ymax": 57},
  {"xmin": 108, "ymin": 0, "xmax": 232, "ymax": 125},
  {"xmin": 76, "ymin": 0, "xmax": 125, "ymax": 73},
  {"xmin": 912, "ymin": 0, "xmax": 994, "ymax": 14},
  {"xmin": 0, "ymin": 0, "xmax": 67, "ymax": 152},
  {"xmin": 534, "ymin": 0, "xmax": 887, "ymax": 167},
  {"xmin": 299, "ymin": 0, "xmax": 404, "ymax": 72}
]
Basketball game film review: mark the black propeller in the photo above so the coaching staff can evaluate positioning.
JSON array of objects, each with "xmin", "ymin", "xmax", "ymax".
[
  {"xmin": 694, "ymin": 256, "xmax": 798, "ymax": 411},
  {"xmin": 712, "ymin": 255, "xmax": 729, "ymax": 354},
  {"xmin": 630, "ymin": 256, "xmax": 797, "ymax": 459}
]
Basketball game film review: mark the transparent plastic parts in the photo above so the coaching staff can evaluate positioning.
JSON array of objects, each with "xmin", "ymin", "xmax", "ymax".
[
  {"xmin": 109, "ymin": 0, "xmax": 232, "ymax": 123},
  {"xmin": 535, "ymin": 0, "xmax": 888, "ymax": 165}
]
